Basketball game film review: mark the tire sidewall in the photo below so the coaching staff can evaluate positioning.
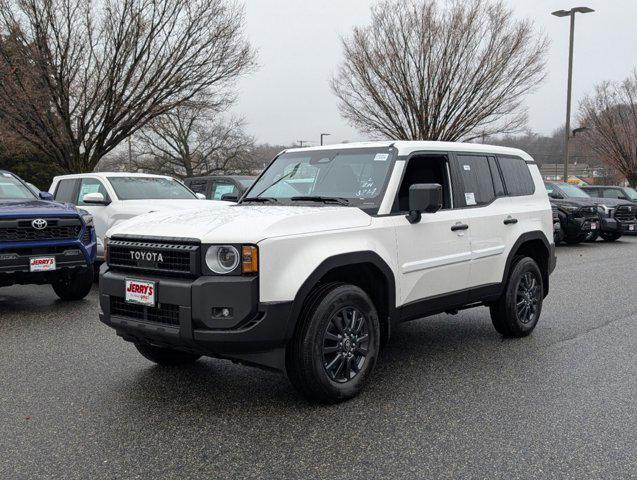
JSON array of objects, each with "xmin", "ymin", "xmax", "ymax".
[
  {"xmin": 505, "ymin": 258, "xmax": 543, "ymax": 335},
  {"xmin": 305, "ymin": 285, "xmax": 380, "ymax": 401}
]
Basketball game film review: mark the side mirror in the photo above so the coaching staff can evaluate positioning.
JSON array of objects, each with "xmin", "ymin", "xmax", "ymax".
[
  {"xmin": 220, "ymin": 193, "xmax": 239, "ymax": 202},
  {"xmin": 548, "ymin": 191, "xmax": 563, "ymax": 200},
  {"xmin": 39, "ymin": 191, "xmax": 54, "ymax": 201},
  {"xmin": 406, "ymin": 183, "xmax": 442, "ymax": 224},
  {"xmin": 83, "ymin": 192, "xmax": 109, "ymax": 205},
  {"xmin": 195, "ymin": 193, "xmax": 206, "ymax": 200}
]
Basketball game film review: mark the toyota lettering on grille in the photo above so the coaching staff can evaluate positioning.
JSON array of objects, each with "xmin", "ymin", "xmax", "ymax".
[{"xmin": 130, "ymin": 251, "xmax": 164, "ymax": 262}]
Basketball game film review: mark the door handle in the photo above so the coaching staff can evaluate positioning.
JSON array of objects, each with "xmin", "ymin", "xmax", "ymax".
[
  {"xmin": 504, "ymin": 218, "xmax": 518, "ymax": 225},
  {"xmin": 451, "ymin": 223, "xmax": 469, "ymax": 231}
]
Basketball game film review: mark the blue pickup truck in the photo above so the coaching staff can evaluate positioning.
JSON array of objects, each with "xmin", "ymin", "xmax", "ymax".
[{"xmin": 0, "ymin": 170, "xmax": 96, "ymax": 300}]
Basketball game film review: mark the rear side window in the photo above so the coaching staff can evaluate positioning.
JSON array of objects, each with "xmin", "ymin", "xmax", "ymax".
[
  {"xmin": 457, "ymin": 155, "xmax": 495, "ymax": 206},
  {"xmin": 187, "ymin": 180, "xmax": 209, "ymax": 195},
  {"xmin": 54, "ymin": 179, "xmax": 77, "ymax": 203},
  {"xmin": 499, "ymin": 157, "xmax": 535, "ymax": 196}
]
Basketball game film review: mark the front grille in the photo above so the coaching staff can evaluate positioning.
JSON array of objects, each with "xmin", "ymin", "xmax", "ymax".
[
  {"xmin": 108, "ymin": 238, "xmax": 199, "ymax": 277},
  {"xmin": 614, "ymin": 205, "xmax": 636, "ymax": 223},
  {"xmin": 110, "ymin": 297, "xmax": 180, "ymax": 327},
  {"xmin": 0, "ymin": 218, "xmax": 82, "ymax": 242},
  {"xmin": 576, "ymin": 206, "xmax": 597, "ymax": 217}
]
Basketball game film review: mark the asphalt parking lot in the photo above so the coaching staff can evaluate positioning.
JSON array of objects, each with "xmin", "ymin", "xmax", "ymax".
[{"xmin": 1, "ymin": 238, "xmax": 636, "ymax": 480}]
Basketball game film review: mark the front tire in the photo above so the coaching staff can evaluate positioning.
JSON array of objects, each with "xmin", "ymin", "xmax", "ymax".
[
  {"xmin": 135, "ymin": 343, "xmax": 201, "ymax": 365},
  {"xmin": 564, "ymin": 234, "xmax": 586, "ymax": 244},
  {"xmin": 51, "ymin": 267, "xmax": 94, "ymax": 301},
  {"xmin": 600, "ymin": 231, "xmax": 621, "ymax": 242},
  {"xmin": 286, "ymin": 283, "xmax": 380, "ymax": 403},
  {"xmin": 584, "ymin": 230, "xmax": 599, "ymax": 242},
  {"xmin": 490, "ymin": 257, "xmax": 544, "ymax": 338}
]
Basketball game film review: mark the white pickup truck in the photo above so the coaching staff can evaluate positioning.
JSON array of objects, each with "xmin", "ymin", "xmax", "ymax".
[{"xmin": 49, "ymin": 173, "xmax": 230, "ymax": 261}]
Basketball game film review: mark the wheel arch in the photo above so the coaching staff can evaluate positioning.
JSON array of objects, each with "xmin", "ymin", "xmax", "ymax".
[
  {"xmin": 286, "ymin": 251, "xmax": 397, "ymax": 347},
  {"xmin": 502, "ymin": 231, "xmax": 554, "ymax": 297}
]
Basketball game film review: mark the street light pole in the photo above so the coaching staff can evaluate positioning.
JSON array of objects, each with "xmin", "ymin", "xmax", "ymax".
[
  {"xmin": 552, "ymin": 7, "xmax": 594, "ymax": 181},
  {"xmin": 320, "ymin": 133, "xmax": 331, "ymax": 146}
]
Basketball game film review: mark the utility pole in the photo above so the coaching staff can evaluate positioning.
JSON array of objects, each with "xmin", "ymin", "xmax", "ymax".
[{"xmin": 552, "ymin": 7, "xmax": 594, "ymax": 182}]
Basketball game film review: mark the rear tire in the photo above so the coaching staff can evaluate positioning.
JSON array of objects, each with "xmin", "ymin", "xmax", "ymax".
[
  {"xmin": 135, "ymin": 343, "xmax": 201, "ymax": 365},
  {"xmin": 286, "ymin": 283, "xmax": 380, "ymax": 403},
  {"xmin": 490, "ymin": 257, "xmax": 544, "ymax": 338},
  {"xmin": 51, "ymin": 267, "xmax": 94, "ymax": 301},
  {"xmin": 600, "ymin": 232, "xmax": 621, "ymax": 242}
]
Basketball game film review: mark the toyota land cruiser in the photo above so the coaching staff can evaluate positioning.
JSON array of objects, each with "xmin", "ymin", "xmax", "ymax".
[
  {"xmin": 99, "ymin": 142, "xmax": 555, "ymax": 403},
  {"xmin": 0, "ymin": 170, "xmax": 96, "ymax": 300}
]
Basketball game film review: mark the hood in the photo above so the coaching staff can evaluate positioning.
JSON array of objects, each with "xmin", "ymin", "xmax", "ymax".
[
  {"xmin": 107, "ymin": 205, "xmax": 372, "ymax": 243},
  {"xmin": 549, "ymin": 197, "xmax": 596, "ymax": 208},
  {"xmin": 0, "ymin": 199, "xmax": 78, "ymax": 217},
  {"xmin": 586, "ymin": 198, "xmax": 633, "ymax": 208},
  {"xmin": 117, "ymin": 199, "xmax": 230, "ymax": 215}
]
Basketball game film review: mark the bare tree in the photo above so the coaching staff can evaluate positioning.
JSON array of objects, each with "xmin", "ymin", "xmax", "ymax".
[
  {"xmin": 132, "ymin": 102, "xmax": 255, "ymax": 178},
  {"xmin": 0, "ymin": 0, "xmax": 256, "ymax": 173},
  {"xmin": 332, "ymin": 0, "xmax": 548, "ymax": 141},
  {"xmin": 579, "ymin": 70, "xmax": 637, "ymax": 187}
]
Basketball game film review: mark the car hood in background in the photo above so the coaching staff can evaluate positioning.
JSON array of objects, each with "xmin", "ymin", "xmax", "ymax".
[
  {"xmin": 0, "ymin": 199, "xmax": 78, "ymax": 217},
  {"xmin": 107, "ymin": 205, "xmax": 372, "ymax": 243}
]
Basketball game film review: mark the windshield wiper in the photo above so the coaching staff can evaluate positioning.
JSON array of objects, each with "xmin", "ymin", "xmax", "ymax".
[
  {"xmin": 290, "ymin": 196, "xmax": 350, "ymax": 206},
  {"xmin": 242, "ymin": 197, "xmax": 279, "ymax": 203}
]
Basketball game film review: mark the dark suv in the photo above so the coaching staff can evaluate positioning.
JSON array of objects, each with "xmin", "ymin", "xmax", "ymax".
[
  {"xmin": 545, "ymin": 182, "xmax": 636, "ymax": 242},
  {"xmin": 184, "ymin": 176, "xmax": 255, "ymax": 201},
  {"xmin": 581, "ymin": 185, "xmax": 637, "ymax": 205}
]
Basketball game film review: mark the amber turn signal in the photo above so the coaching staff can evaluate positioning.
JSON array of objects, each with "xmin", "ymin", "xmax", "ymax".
[{"xmin": 241, "ymin": 245, "xmax": 258, "ymax": 274}]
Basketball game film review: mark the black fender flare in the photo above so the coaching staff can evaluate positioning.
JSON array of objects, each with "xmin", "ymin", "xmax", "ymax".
[
  {"xmin": 285, "ymin": 251, "xmax": 397, "ymax": 340},
  {"xmin": 501, "ymin": 230, "xmax": 555, "ymax": 296}
]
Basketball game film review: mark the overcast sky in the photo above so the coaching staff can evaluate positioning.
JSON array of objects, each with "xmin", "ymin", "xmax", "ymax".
[{"xmin": 233, "ymin": 0, "xmax": 636, "ymax": 146}]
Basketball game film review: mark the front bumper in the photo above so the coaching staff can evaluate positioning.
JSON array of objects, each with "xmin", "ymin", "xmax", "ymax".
[
  {"xmin": 98, "ymin": 267, "xmax": 293, "ymax": 370},
  {"xmin": 0, "ymin": 235, "xmax": 96, "ymax": 285},
  {"xmin": 600, "ymin": 217, "xmax": 636, "ymax": 233}
]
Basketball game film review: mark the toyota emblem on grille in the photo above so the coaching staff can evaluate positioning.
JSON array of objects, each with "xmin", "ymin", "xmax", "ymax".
[{"xmin": 31, "ymin": 218, "xmax": 47, "ymax": 230}]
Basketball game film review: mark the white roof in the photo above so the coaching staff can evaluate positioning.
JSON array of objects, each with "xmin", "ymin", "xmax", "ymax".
[
  {"xmin": 285, "ymin": 141, "xmax": 533, "ymax": 161},
  {"xmin": 53, "ymin": 172, "xmax": 175, "ymax": 181}
]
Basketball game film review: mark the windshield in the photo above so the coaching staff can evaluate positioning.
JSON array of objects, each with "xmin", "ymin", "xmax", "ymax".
[
  {"xmin": 624, "ymin": 187, "xmax": 637, "ymax": 200},
  {"xmin": 0, "ymin": 173, "xmax": 36, "ymax": 200},
  {"xmin": 108, "ymin": 177, "xmax": 197, "ymax": 200},
  {"xmin": 559, "ymin": 183, "xmax": 590, "ymax": 198},
  {"xmin": 245, "ymin": 147, "xmax": 395, "ymax": 210}
]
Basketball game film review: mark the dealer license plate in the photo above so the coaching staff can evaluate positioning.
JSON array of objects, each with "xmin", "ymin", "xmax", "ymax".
[
  {"xmin": 590, "ymin": 222, "xmax": 597, "ymax": 230},
  {"xmin": 629, "ymin": 224, "xmax": 635, "ymax": 231},
  {"xmin": 30, "ymin": 257, "xmax": 56, "ymax": 272},
  {"xmin": 125, "ymin": 279, "xmax": 156, "ymax": 307}
]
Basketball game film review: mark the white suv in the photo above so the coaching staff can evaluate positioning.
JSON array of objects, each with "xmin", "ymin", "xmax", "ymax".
[
  {"xmin": 49, "ymin": 173, "xmax": 230, "ymax": 261},
  {"xmin": 99, "ymin": 142, "xmax": 556, "ymax": 403}
]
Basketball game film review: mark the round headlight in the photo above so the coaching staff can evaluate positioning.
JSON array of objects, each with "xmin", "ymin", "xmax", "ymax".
[{"xmin": 206, "ymin": 245, "xmax": 240, "ymax": 274}]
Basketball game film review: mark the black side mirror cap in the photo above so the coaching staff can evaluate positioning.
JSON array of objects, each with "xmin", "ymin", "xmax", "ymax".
[
  {"xmin": 39, "ymin": 191, "xmax": 54, "ymax": 201},
  {"xmin": 220, "ymin": 193, "xmax": 239, "ymax": 202},
  {"xmin": 406, "ymin": 183, "xmax": 443, "ymax": 223}
]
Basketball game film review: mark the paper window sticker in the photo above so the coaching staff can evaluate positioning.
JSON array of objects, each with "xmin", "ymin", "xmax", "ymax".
[
  {"xmin": 463, "ymin": 165, "xmax": 471, "ymax": 171},
  {"xmin": 465, "ymin": 192, "xmax": 477, "ymax": 205},
  {"xmin": 374, "ymin": 153, "xmax": 390, "ymax": 162}
]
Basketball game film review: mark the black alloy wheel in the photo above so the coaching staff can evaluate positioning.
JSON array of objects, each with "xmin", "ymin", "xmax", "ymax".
[
  {"xmin": 516, "ymin": 271, "xmax": 541, "ymax": 325},
  {"xmin": 322, "ymin": 306, "xmax": 370, "ymax": 383}
]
